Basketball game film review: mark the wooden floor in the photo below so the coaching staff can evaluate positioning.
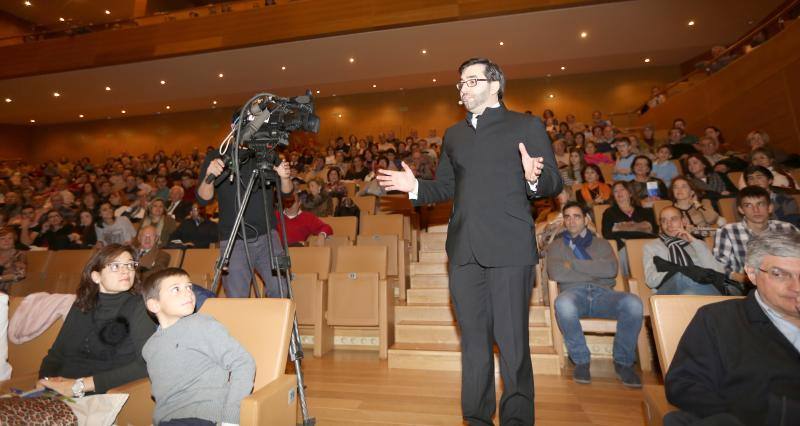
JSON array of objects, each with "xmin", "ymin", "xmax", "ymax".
[{"xmin": 299, "ymin": 350, "xmax": 659, "ymax": 425}]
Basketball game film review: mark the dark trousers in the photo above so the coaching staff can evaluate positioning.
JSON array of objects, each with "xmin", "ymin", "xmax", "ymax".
[{"xmin": 449, "ymin": 259, "xmax": 535, "ymax": 426}]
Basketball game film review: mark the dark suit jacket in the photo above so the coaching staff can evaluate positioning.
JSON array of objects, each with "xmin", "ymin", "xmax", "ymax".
[
  {"xmin": 665, "ymin": 292, "xmax": 800, "ymax": 425},
  {"xmin": 167, "ymin": 200, "xmax": 192, "ymax": 222},
  {"xmin": 415, "ymin": 105, "xmax": 562, "ymax": 266}
]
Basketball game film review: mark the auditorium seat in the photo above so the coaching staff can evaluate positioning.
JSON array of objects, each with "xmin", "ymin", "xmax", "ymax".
[
  {"xmin": 112, "ymin": 298, "xmax": 298, "ymax": 426},
  {"xmin": 353, "ymin": 195, "xmax": 377, "ymax": 216},
  {"xmin": 547, "ymin": 240, "xmax": 652, "ymax": 371},
  {"xmin": 288, "ymin": 246, "xmax": 333, "ymax": 357},
  {"xmin": 652, "ymin": 199, "xmax": 673, "ymax": 220},
  {"xmin": 592, "ymin": 204, "xmax": 611, "ymax": 235},
  {"xmin": 161, "ymin": 248, "xmax": 184, "ymax": 268},
  {"xmin": 357, "ymin": 234, "xmax": 407, "ymax": 300},
  {"xmin": 44, "ymin": 250, "xmax": 95, "ymax": 294},
  {"xmin": 1, "ymin": 297, "xmax": 64, "ymax": 392},
  {"xmin": 321, "ymin": 216, "xmax": 357, "ymax": 241},
  {"xmin": 717, "ymin": 197, "xmax": 737, "ymax": 225},
  {"xmin": 624, "ymin": 238, "xmax": 657, "ymax": 316},
  {"xmin": 598, "ymin": 163, "xmax": 615, "ymax": 183},
  {"xmin": 8, "ymin": 250, "xmax": 50, "ymax": 297},
  {"xmin": 181, "ymin": 248, "xmax": 219, "ymax": 291},
  {"xmin": 642, "ymin": 295, "xmax": 740, "ymax": 426},
  {"xmin": 327, "ymin": 245, "xmax": 393, "ymax": 358},
  {"xmin": 360, "ymin": 214, "xmax": 404, "ymax": 238},
  {"xmin": 727, "ymin": 171, "xmax": 743, "ymax": 189}
]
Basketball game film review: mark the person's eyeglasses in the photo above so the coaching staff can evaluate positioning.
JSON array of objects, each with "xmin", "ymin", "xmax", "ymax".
[
  {"xmin": 456, "ymin": 78, "xmax": 489, "ymax": 90},
  {"xmin": 106, "ymin": 261, "xmax": 139, "ymax": 272},
  {"xmin": 758, "ymin": 267, "xmax": 800, "ymax": 285}
]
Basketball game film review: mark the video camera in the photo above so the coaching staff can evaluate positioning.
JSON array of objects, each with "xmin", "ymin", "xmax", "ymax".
[{"xmin": 237, "ymin": 90, "xmax": 320, "ymax": 149}]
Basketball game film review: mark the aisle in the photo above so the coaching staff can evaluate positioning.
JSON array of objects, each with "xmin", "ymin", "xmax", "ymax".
[{"xmin": 300, "ymin": 350, "xmax": 655, "ymax": 425}]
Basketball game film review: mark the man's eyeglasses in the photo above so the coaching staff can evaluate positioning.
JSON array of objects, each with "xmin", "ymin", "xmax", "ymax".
[
  {"xmin": 456, "ymin": 78, "xmax": 489, "ymax": 91},
  {"xmin": 106, "ymin": 262, "xmax": 139, "ymax": 272},
  {"xmin": 758, "ymin": 267, "xmax": 800, "ymax": 285}
]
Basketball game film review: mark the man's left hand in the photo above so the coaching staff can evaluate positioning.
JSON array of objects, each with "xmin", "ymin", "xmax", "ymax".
[
  {"xmin": 519, "ymin": 143, "xmax": 544, "ymax": 183},
  {"xmin": 274, "ymin": 161, "xmax": 291, "ymax": 179}
]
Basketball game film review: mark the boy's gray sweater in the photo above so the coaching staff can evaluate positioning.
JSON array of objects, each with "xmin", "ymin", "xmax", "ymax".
[{"xmin": 142, "ymin": 313, "xmax": 256, "ymax": 424}]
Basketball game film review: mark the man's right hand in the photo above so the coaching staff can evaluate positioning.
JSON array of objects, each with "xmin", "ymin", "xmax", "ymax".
[
  {"xmin": 376, "ymin": 162, "xmax": 417, "ymax": 193},
  {"xmin": 205, "ymin": 159, "xmax": 225, "ymax": 181}
]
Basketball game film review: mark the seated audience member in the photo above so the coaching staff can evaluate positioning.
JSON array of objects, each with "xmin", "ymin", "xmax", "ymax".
[
  {"xmin": 697, "ymin": 135, "xmax": 725, "ymax": 167},
  {"xmin": 95, "ymin": 202, "xmax": 137, "ymax": 247},
  {"xmin": 612, "ymin": 137, "xmax": 636, "ymax": 182},
  {"xmin": 746, "ymin": 130, "xmax": 789, "ymax": 165},
  {"xmin": 108, "ymin": 191, "xmax": 130, "ymax": 218},
  {"xmin": 141, "ymin": 198, "xmax": 177, "ymax": 248},
  {"xmin": 602, "ymin": 181, "xmax": 658, "ymax": 276},
  {"xmin": 153, "ymin": 175, "xmax": 170, "ymax": 201},
  {"xmin": 168, "ymin": 203, "xmax": 218, "ymax": 249},
  {"xmin": 38, "ymin": 244, "xmax": 157, "ymax": 397},
  {"xmin": 326, "ymin": 167, "xmax": 347, "ymax": 199},
  {"xmin": 685, "ymin": 153, "xmax": 731, "ymax": 198},
  {"xmin": 672, "ymin": 118, "xmax": 699, "ymax": 145},
  {"xmin": 545, "ymin": 202, "xmax": 643, "ymax": 387},
  {"xmin": 629, "ymin": 155, "xmax": 668, "ymax": 208},
  {"xmin": 666, "ymin": 128, "xmax": 698, "ymax": 159},
  {"xmin": 744, "ymin": 166, "xmax": 800, "ymax": 226},
  {"xmin": 142, "ymin": 268, "xmax": 255, "ymax": 426},
  {"xmin": 135, "ymin": 225, "xmax": 170, "ymax": 282},
  {"xmin": 669, "ymin": 176, "xmax": 720, "ymax": 236},
  {"xmin": 552, "ymin": 139, "xmax": 569, "ymax": 169},
  {"xmin": 408, "ymin": 150, "xmax": 434, "ymax": 180},
  {"xmin": 26, "ymin": 210, "xmax": 74, "ymax": 250},
  {"xmin": 576, "ymin": 164, "xmax": 612, "ymax": 207},
  {"xmin": 68, "ymin": 209, "xmax": 98, "ymax": 248},
  {"xmin": 303, "ymin": 157, "xmax": 327, "ymax": 182},
  {"xmin": 714, "ymin": 186, "xmax": 798, "ymax": 283},
  {"xmin": 664, "ymin": 232, "xmax": 800, "ymax": 426},
  {"xmin": 277, "ymin": 192, "xmax": 334, "ymax": 246},
  {"xmin": 344, "ymin": 155, "xmax": 370, "ymax": 181},
  {"xmin": 165, "ymin": 185, "xmax": 192, "ymax": 221},
  {"xmin": 561, "ymin": 148, "xmax": 585, "ymax": 187},
  {"xmin": 643, "ymin": 206, "xmax": 724, "ymax": 295},
  {"xmin": 122, "ymin": 188, "xmax": 150, "ymax": 223},
  {"xmin": 583, "ymin": 141, "xmax": 613, "ymax": 165},
  {"xmin": 300, "ymin": 178, "xmax": 333, "ymax": 217},
  {"xmin": 738, "ymin": 148, "xmax": 799, "ymax": 190},
  {"xmin": 0, "ymin": 227, "xmax": 26, "ymax": 292},
  {"xmin": 651, "ymin": 145, "xmax": 679, "ymax": 188}
]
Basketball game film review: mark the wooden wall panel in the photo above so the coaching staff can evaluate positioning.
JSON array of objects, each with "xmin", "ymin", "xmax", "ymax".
[
  {"xmin": 637, "ymin": 20, "xmax": 800, "ymax": 153},
  {"xmin": 23, "ymin": 65, "xmax": 675, "ymax": 163},
  {"xmin": 0, "ymin": 124, "xmax": 32, "ymax": 161}
]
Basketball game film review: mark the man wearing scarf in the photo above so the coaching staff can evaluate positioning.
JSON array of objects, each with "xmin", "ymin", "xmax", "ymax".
[
  {"xmin": 643, "ymin": 206, "xmax": 724, "ymax": 295},
  {"xmin": 546, "ymin": 201, "xmax": 643, "ymax": 387}
]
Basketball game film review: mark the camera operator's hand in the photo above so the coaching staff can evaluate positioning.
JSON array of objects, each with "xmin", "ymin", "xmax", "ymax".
[
  {"xmin": 274, "ymin": 161, "xmax": 291, "ymax": 179},
  {"xmin": 206, "ymin": 158, "xmax": 225, "ymax": 180},
  {"xmin": 198, "ymin": 158, "xmax": 225, "ymax": 201}
]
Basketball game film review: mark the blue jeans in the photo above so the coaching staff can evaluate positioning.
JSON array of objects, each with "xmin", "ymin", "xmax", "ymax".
[
  {"xmin": 219, "ymin": 230, "xmax": 286, "ymax": 298},
  {"xmin": 554, "ymin": 284, "xmax": 643, "ymax": 366},
  {"xmin": 657, "ymin": 273, "xmax": 721, "ymax": 296}
]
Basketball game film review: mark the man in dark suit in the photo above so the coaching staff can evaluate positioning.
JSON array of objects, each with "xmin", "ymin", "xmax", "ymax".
[
  {"xmin": 664, "ymin": 231, "xmax": 800, "ymax": 426},
  {"xmin": 378, "ymin": 58, "xmax": 562, "ymax": 426}
]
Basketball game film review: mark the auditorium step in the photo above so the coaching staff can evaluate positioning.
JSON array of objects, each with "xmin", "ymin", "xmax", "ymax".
[
  {"xmin": 418, "ymin": 251, "xmax": 448, "ymax": 263},
  {"xmin": 406, "ymin": 288, "xmax": 450, "ymax": 304},
  {"xmin": 395, "ymin": 303, "xmax": 550, "ymax": 325},
  {"xmin": 427, "ymin": 224, "xmax": 449, "ymax": 233},
  {"xmin": 410, "ymin": 274, "xmax": 448, "ymax": 288},
  {"xmin": 420, "ymin": 233, "xmax": 447, "ymax": 252},
  {"xmin": 388, "ymin": 343, "xmax": 561, "ymax": 375},
  {"xmin": 396, "ymin": 321, "xmax": 553, "ymax": 347},
  {"xmin": 410, "ymin": 262, "xmax": 448, "ymax": 275}
]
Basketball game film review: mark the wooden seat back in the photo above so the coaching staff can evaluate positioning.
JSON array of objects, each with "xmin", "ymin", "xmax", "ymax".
[
  {"xmin": 593, "ymin": 204, "xmax": 611, "ymax": 235},
  {"xmin": 356, "ymin": 235, "xmax": 399, "ymax": 276},
  {"xmin": 288, "ymin": 246, "xmax": 331, "ymax": 280},
  {"xmin": 326, "ymin": 272, "xmax": 380, "ymax": 326},
  {"xmin": 718, "ymin": 197, "xmax": 737, "ymax": 224},
  {"xmin": 353, "ymin": 195, "xmax": 377, "ymax": 216},
  {"xmin": 6, "ymin": 297, "xmax": 64, "ymax": 386},
  {"xmin": 161, "ymin": 248, "xmax": 184, "ymax": 267},
  {"xmin": 181, "ymin": 248, "xmax": 219, "ymax": 290},
  {"xmin": 625, "ymin": 238, "xmax": 657, "ymax": 315},
  {"xmin": 44, "ymin": 250, "xmax": 95, "ymax": 294},
  {"xmin": 334, "ymin": 246, "xmax": 387, "ymax": 279},
  {"xmin": 652, "ymin": 199, "xmax": 673, "ymax": 221},
  {"xmin": 9, "ymin": 251, "xmax": 51, "ymax": 297},
  {"xmin": 360, "ymin": 214, "xmax": 404, "ymax": 238},
  {"xmin": 321, "ymin": 216, "xmax": 357, "ymax": 241}
]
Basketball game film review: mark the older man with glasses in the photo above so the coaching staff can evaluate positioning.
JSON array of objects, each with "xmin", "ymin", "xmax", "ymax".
[{"xmin": 664, "ymin": 231, "xmax": 800, "ymax": 426}]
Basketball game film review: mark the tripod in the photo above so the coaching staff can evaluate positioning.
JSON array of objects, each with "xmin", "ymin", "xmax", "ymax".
[{"xmin": 209, "ymin": 156, "xmax": 315, "ymax": 426}]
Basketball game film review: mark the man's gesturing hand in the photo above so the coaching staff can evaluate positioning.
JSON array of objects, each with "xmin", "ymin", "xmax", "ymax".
[
  {"xmin": 519, "ymin": 143, "xmax": 544, "ymax": 183},
  {"xmin": 376, "ymin": 161, "xmax": 417, "ymax": 193}
]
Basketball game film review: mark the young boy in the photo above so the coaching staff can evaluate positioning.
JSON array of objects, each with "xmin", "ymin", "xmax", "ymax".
[{"xmin": 142, "ymin": 268, "xmax": 255, "ymax": 426}]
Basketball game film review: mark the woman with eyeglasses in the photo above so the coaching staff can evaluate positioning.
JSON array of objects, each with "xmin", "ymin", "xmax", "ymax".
[{"xmin": 37, "ymin": 244, "xmax": 157, "ymax": 398}]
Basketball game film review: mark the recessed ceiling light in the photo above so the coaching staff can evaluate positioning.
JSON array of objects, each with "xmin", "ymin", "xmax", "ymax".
[
  {"xmin": 281, "ymin": 66, "xmax": 286, "ymax": 70},
  {"xmin": 349, "ymin": 58, "xmax": 355, "ymax": 64},
  {"xmin": 218, "ymin": 73, "xmax": 224, "ymax": 78},
  {"xmin": 160, "ymin": 80, "xmax": 166, "ymax": 85},
  {"xmin": 104, "ymin": 10, "xmax": 111, "ymax": 15},
  {"xmin": 372, "ymin": 84, "xmax": 377, "ymax": 88},
  {"xmin": 105, "ymin": 86, "xmax": 111, "ymax": 91},
  {"xmin": 121, "ymin": 109, "xmax": 126, "ymax": 114},
  {"xmin": 560, "ymin": 66, "xmax": 566, "ymax": 70},
  {"xmin": 546, "ymin": 73, "xmax": 552, "ymax": 77},
  {"xmin": 580, "ymin": 31, "xmax": 588, "ymax": 38},
  {"xmin": 59, "ymin": 17, "xmax": 65, "ymax": 22},
  {"xmin": 337, "ymin": 114, "xmax": 342, "ymax": 118},
  {"xmin": 644, "ymin": 58, "xmax": 651, "ymax": 63},
  {"xmin": 332, "ymin": 94, "xmax": 337, "ymax": 97},
  {"xmin": 421, "ymin": 49, "xmax": 427, "ymax": 54},
  {"xmin": 688, "ymin": 20, "xmax": 695, "ymax": 26},
  {"xmin": 315, "ymin": 90, "xmax": 320, "ymax": 94},
  {"xmin": 24, "ymin": 1, "xmax": 31, "ymax": 6},
  {"xmin": 165, "ymin": 105, "xmax": 171, "ymax": 110},
  {"xmin": 432, "ymin": 78, "xmax": 437, "ymax": 82},
  {"xmin": 499, "ymin": 41, "xmax": 504, "ymax": 46},
  {"xmin": 399, "ymin": 87, "xmax": 404, "ymax": 91},
  {"xmin": 78, "ymin": 114, "xmax": 84, "ymax": 118},
  {"xmin": 53, "ymin": 92, "xmax": 60, "ymax": 97},
  {"xmin": 4, "ymin": 98, "xmax": 11, "ymax": 103},
  {"xmin": 212, "ymin": 100, "xmax": 217, "ymax": 105},
  {"xmin": 548, "ymin": 93, "xmax": 555, "ymax": 99},
  {"xmin": 29, "ymin": 119, "xmax": 35, "ymax": 123}
]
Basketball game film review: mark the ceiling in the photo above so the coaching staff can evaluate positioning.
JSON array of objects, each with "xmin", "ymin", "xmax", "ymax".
[
  {"xmin": 0, "ymin": 0, "xmax": 136, "ymax": 28},
  {"xmin": 0, "ymin": 0, "xmax": 781, "ymax": 125}
]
